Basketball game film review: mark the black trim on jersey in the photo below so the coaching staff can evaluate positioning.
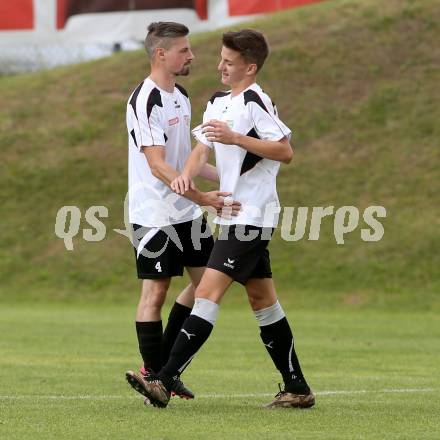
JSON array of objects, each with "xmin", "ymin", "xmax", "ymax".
[
  {"xmin": 146, "ymin": 88, "xmax": 163, "ymax": 119},
  {"xmin": 240, "ymin": 128, "xmax": 263, "ymax": 175},
  {"xmin": 164, "ymin": 133, "xmax": 168, "ymax": 143},
  {"xmin": 246, "ymin": 89, "xmax": 289, "ymax": 139},
  {"xmin": 129, "ymin": 81, "xmax": 144, "ymax": 120},
  {"xmin": 175, "ymin": 83, "xmax": 189, "ymax": 98},
  {"xmin": 244, "ymin": 89, "xmax": 269, "ymax": 113},
  {"xmin": 145, "ymin": 88, "xmax": 163, "ymax": 146},
  {"xmin": 209, "ymin": 91, "xmax": 231, "ymax": 104},
  {"xmin": 130, "ymin": 129, "xmax": 138, "ymax": 147}
]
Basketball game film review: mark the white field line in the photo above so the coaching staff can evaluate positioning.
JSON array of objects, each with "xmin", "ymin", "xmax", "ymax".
[{"xmin": 0, "ymin": 388, "xmax": 436, "ymax": 401}]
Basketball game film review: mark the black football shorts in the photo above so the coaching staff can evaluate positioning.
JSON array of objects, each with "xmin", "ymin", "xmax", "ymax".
[
  {"xmin": 206, "ymin": 224, "xmax": 273, "ymax": 285},
  {"xmin": 132, "ymin": 216, "xmax": 214, "ymax": 279}
]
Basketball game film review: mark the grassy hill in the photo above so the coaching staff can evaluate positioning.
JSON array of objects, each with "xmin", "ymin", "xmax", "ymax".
[{"xmin": 0, "ymin": 0, "xmax": 439, "ymax": 308}]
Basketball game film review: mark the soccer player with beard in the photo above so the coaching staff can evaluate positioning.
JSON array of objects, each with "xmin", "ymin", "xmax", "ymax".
[
  {"xmin": 127, "ymin": 29, "xmax": 315, "ymax": 409},
  {"xmin": 125, "ymin": 22, "xmax": 240, "ymax": 402}
]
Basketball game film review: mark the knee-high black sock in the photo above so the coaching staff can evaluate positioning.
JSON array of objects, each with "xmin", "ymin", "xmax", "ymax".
[
  {"xmin": 159, "ymin": 315, "xmax": 213, "ymax": 390},
  {"xmin": 135, "ymin": 321, "xmax": 162, "ymax": 373},
  {"xmin": 162, "ymin": 302, "xmax": 192, "ymax": 365},
  {"xmin": 260, "ymin": 317, "xmax": 309, "ymax": 393}
]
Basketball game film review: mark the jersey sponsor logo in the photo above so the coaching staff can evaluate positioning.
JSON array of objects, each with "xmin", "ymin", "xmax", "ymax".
[
  {"xmin": 223, "ymin": 257, "xmax": 235, "ymax": 269},
  {"xmin": 226, "ymin": 120, "xmax": 234, "ymax": 128},
  {"xmin": 168, "ymin": 117, "xmax": 179, "ymax": 126}
]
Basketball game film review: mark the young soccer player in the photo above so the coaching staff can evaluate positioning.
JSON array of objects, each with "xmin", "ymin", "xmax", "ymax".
[{"xmin": 127, "ymin": 29, "xmax": 314, "ymax": 409}]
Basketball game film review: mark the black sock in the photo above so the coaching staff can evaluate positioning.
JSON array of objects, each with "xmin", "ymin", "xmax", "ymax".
[
  {"xmin": 162, "ymin": 302, "xmax": 192, "ymax": 365},
  {"xmin": 259, "ymin": 317, "xmax": 310, "ymax": 393},
  {"xmin": 159, "ymin": 315, "xmax": 213, "ymax": 390},
  {"xmin": 135, "ymin": 321, "xmax": 162, "ymax": 373}
]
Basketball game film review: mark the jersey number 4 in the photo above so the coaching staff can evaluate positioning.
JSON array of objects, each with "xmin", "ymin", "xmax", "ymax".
[{"xmin": 155, "ymin": 262, "xmax": 162, "ymax": 272}]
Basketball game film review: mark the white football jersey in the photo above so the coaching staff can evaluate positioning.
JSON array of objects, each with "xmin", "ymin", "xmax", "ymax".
[
  {"xmin": 126, "ymin": 77, "xmax": 202, "ymax": 227},
  {"xmin": 193, "ymin": 83, "xmax": 291, "ymax": 227}
]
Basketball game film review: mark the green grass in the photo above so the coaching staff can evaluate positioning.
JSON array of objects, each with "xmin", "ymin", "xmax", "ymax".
[
  {"xmin": 0, "ymin": 0, "xmax": 439, "ymax": 306},
  {"xmin": 0, "ymin": 300, "xmax": 439, "ymax": 439}
]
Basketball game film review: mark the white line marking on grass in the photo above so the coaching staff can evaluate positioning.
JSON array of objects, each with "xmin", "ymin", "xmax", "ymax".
[
  {"xmin": 198, "ymin": 388, "xmax": 437, "ymax": 398},
  {"xmin": 0, "ymin": 388, "xmax": 436, "ymax": 401}
]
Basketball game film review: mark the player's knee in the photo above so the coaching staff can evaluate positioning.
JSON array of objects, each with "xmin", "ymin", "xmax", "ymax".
[
  {"xmin": 194, "ymin": 283, "xmax": 209, "ymax": 299},
  {"xmin": 248, "ymin": 292, "xmax": 277, "ymax": 311},
  {"xmin": 140, "ymin": 283, "xmax": 168, "ymax": 310},
  {"xmin": 248, "ymin": 295, "xmax": 265, "ymax": 311},
  {"xmin": 194, "ymin": 283, "xmax": 219, "ymax": 303},
  {"xmin": 246, "ymin": 288, "xmax": 265, "ymax": 310},
  {"xmin": 145, "ymin": 293, "xmax": 166, "ymax": 309}
]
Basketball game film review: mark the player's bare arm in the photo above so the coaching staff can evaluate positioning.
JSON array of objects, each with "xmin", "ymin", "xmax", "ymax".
[
  {"xmin": 199, "ymin": 163, "xmax": 219, "ymax": 182},
  {"xmin": 201, "ymin": 119, "xmax": 293, "ymax": 164},
  {"xmin": 171, "ymin": 143, "xmax": 211, "ymax": 194},
  {"xmin": 143, "ymin": 145, "xmax": 182, "ymax": 186},
  {"xmin": 144, "ymin": 144, "xmax": 240, "ymax": 214}
]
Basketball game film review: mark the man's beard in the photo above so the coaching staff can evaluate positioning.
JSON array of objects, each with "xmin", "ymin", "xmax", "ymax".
[{"xmin": 175, "ymin": 66, "xmax": 190, "ymax": 76}]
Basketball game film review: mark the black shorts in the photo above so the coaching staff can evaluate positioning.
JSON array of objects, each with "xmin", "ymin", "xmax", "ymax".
[
  {"xmin": 132, "ymin": 216, "xmax": 214, "ymax": 279},
  {"xmin": 206, "ymin": 224, "xmax": 273, "ymax": 285}
]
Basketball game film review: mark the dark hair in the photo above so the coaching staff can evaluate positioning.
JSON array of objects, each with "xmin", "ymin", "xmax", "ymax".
[
  {"xmin": 222, "ymin": 29, "xmax": 269, "ymax": 72},
  {"xmin": 145, "ymin": 22, "xmax": 189, "ymax": 57}
]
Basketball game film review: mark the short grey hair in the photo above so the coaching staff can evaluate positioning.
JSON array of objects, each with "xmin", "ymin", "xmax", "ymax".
[{"xmin": 145, "ymin": 22, "xmax": 189, "ymax": 58}]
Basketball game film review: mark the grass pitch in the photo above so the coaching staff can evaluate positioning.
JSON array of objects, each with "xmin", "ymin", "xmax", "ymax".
[{"xmin": 1, "ymin": 301, "xmax": 438, "ymax": 439}]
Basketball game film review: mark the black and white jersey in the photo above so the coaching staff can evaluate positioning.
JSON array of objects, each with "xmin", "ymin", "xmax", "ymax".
[
  {"xmin": 126, "ymin": 77, "xmax": 201, "ymax": 227},
  {"xmin": 193, "ymin": 83, "xmax": 291, "ymax": 228}
]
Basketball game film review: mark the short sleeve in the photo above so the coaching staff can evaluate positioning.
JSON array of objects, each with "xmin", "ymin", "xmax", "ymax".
[
  {"xmin": 250, "ymin": 101, "xmax": 292, "ymax": 142},
  {"xmin": 136, "ymin": 101, "xmax": 166, "ymax": 149},
  {"xmin": 192, "ymin": 103, "xmax": 214, "ymax": 149}
]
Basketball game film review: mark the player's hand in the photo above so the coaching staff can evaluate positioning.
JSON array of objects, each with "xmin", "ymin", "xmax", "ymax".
[
  {"xmin": 171, "ymin": 174, "xmax": 195, "ymax": 195},
  {"xmin": 202, "ymin": 120, "xmax": 238, "ymax": 145},
  {"xmin": 202, "ymin": 191, "xmax": 241, "ymax": 217}
]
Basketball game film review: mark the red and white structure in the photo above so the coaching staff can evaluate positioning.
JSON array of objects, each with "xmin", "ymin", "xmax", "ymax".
[{"xmin": 0, "ymin": 0, "xmax": 325, "ymax": 73}]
